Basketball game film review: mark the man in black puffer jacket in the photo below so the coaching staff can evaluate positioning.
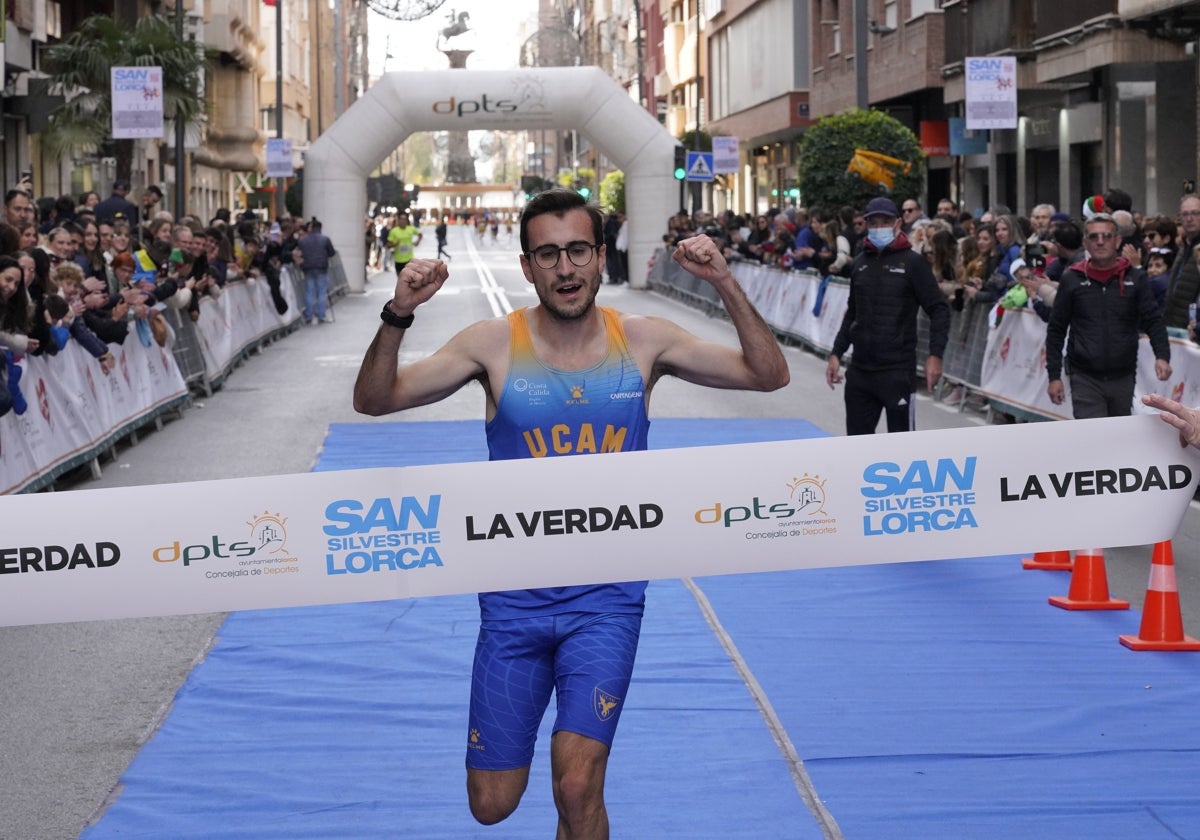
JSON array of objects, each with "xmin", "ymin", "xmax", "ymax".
[
  {"xmin": 826, "ymin": 197, "xmax": 950, "ymax": 435},
  {"xmin": 1045, "ymin": 213, "xmax": 1171, "ymax": 418}
]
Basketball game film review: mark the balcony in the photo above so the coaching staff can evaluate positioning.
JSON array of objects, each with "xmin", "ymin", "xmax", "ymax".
[
  {"xmin": 1036, "ymin": 0, "xmax": 1118, "ymax": 41},
  {"xmin": 941, "ymin": 0, "xmax": 1034, "ymax": 64},
  {"xmin": 810, "ymin": 8, "xmax": 947, "ymax": 115},
  {"xmin": 663, "ymin": 21, "xmax": 685, "ymax": 85}
]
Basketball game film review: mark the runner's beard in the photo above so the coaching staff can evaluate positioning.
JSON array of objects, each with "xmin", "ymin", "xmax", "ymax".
[{"xmin": 536, "ymin": 271, "xmax": 601, "ymax": 322}]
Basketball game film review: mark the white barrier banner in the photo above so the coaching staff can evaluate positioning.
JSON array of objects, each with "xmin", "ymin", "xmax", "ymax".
[
  {"xmin": 736, "ymin": 265, "xmax": 847, "ymax": 352},
  {"xmin": 0, "ymin": 415, "xmax": 1196, "ymax": 627},
  {"xmin": 980, "ymin": 308, "xmax": 1071, "ymax": 418},
  {"xmin": 722, "ymin": 255, "xmax": 1200, "ymax": 421},
  {"xmin": 0, "ymin": 336, "xmax": 188, "ymax": 494},
  {"xmin": 193, "ymin": 275, "xmax": 302, "ymax": 380},
  {"xmin": 981, "ymin": 307, "xmax": 1200, "ymax": 419},
  {"xmin": 1140, "ymin": 336, "xmax": 1200, "ymax": 409}
]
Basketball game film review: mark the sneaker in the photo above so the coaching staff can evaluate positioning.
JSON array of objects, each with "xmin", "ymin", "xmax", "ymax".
[
  {"xmin": 944, "ymin": 386, "xmax": 964, "ymax": 406},
  {"xmin": 322, "ymin": 313, "xmax": 335, "ymax": 323},
  {"xmin": 309, "ymin": 316, "xmax": 318, "ymax": 326}
]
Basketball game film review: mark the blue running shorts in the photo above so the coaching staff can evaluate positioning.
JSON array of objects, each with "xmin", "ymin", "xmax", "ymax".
[{"xmin": 465, "ymin": 611, "xmax": 642, "ymax": 770}]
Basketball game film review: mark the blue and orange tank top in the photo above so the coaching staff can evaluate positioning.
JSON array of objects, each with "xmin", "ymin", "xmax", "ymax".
[{"xmin": 481, "ymin": 306, "xmax": 650, "ymax": 619}]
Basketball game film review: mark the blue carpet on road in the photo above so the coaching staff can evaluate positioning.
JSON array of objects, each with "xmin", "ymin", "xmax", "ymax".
[{"xmin": 84, "ymin": 419, "xmax": 1200, "ymax": 839}]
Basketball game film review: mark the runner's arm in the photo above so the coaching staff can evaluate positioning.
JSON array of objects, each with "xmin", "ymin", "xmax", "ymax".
[
  {"xmin": 645, "ymin": 235, "xmax": 790, "ymax": 391},
  {"xmin": 354, "ymin": 259, "xmax": 490, "ymax": 415}
]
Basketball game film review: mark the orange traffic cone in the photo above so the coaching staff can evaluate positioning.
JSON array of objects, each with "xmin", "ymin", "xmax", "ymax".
[
  {"xmin": 1119, "ymin": 542, "xmax": 1200, "ymax": 651},
  {"xmin": 1022, "ymin": 550, "xmax": 1072, "ymax": 571},
  {"xmin": 1048, "ymin": 548, "xmax": 1130, "ymax": 611}
]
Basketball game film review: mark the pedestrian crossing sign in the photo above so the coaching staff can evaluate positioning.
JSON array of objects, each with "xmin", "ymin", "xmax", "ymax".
[{"xmin": 685, "ymin": 152, "xmax": 715, "ymax": 182}]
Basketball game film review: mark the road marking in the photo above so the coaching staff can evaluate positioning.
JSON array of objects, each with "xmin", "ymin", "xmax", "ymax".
[
  {"xmin": 684, "ymin": 578, "xmax": 844, "ymax": 839},
  {"xmin": 464, "ymin": 232, "xmax": 513, "ymax": 317}
]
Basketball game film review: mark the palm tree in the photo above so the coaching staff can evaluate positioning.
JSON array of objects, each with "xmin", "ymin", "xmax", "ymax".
[{"xmin": 41, "ymin": 13, "xmax": 207, "ymax": 182}]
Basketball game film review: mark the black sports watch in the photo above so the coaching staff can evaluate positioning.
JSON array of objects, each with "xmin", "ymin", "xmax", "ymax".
[{"xmin": 380, "ymin": 302, "xmax": 414, "ymax": 329}]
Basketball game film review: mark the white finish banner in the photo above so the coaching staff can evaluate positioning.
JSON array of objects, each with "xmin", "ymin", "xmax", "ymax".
[{"xmin": 0, "ymin": 415, "xmax": 1195, "ymax": 627}]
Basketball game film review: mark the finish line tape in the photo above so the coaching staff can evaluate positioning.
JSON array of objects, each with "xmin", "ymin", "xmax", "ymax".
[{"xmin": 1, "ymin": 415, "xmax": 1196, "ymax": 627}]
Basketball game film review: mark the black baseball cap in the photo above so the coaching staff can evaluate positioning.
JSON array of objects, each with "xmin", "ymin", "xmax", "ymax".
[{"xmin": 863, "ymin": 197, "xmax": 899, "ymax": 219}]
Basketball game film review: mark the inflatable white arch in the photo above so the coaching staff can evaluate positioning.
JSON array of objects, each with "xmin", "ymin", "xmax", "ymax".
[{"xmin": 303, "ymin": 67, "xmax": 680, "ymax": 293}]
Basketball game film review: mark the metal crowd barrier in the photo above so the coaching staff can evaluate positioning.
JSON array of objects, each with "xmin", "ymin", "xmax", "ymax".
[
  {"xmin": 649, "ymin": 248, "xmax": 1021, "ymax": 420},
  {"xmin": 161, "ymin": 306, "xmax": 209, "ymax": 395},
  {"xmin": 329, "ymin": 253, "xmax": 350, "ymax": 298},
  {"xmin": 283, "ymin": 257, "xmax": 350, "ymax": 322},
  {"xmin": 164, "ymin": 269, "xmax": 306, "ymax": 397},
  {"xmin": 5, "ymin": 267, "xmax": 313, "ymax": 493}
]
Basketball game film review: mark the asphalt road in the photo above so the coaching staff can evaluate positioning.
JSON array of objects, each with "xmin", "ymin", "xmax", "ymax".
[{"xmin": 2, "ymin": 223, "xmax": 1196, "ymax": 840}]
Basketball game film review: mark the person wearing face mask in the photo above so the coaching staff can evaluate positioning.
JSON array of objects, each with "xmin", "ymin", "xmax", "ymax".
[{"xmin": 825, "ymin": 197, "xmax": 950, "ymax": 434}]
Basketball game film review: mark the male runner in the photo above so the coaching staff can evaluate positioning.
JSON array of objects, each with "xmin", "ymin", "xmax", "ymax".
[
  {"xmin": 387, "ymin": 211, "xmax": 422, "ymax": 276},
  {"xmin": 353, "ymin": 189, "xmax": 789, "ymax": 839}
]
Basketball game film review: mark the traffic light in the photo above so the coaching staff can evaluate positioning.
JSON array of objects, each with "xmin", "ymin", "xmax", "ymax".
[
  {"xmin": 577, "ymin": 185, "xmax": 591, "ymax": 199},
  {"xmin": 378, "ymin": 175, "xmax": 399, "ymax": 206},
  {"xmin": 673, "ymin": 146, "xmax": 687, "ymax": 180}
]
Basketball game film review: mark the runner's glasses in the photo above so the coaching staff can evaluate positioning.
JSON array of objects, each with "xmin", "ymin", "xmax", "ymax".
[{"xmin": 526, "ymin": 242, "xmax": 599, "ymax": 269}]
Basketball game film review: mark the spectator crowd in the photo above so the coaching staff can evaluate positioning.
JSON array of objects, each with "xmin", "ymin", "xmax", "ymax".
[
  {"xmin": 0, "ymin": 178, "xmax": 334, "ymax": 419},
  {"xmin": 665, "ymin": 186, "xmax": 1200, "ymax": 415}
]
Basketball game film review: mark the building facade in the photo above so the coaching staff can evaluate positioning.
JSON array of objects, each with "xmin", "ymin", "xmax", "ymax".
[
  {"xmin": 540, "ymin": 0, "xmax": 1200, "ymax": 220},
  {"xmin": 940, "ymin": 0, "xmax": 1195, "ymax": 217},
  {"xmin": 2, "ymin": 0, "xmax": 366, "ymax": 223}
]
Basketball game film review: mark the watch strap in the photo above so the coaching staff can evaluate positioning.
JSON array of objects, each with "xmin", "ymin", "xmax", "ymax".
[{"xmin": 380, "ymin": 303, "xmax": 414, "ymax": 329}]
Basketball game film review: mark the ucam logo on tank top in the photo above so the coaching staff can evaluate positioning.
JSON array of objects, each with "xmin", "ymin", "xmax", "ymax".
[
  {"xmin": 487, "ymin": 306, "xmax": 650, "ymax": 460},
  {"xmin": 482, "ymin": 306, "xmax": 651, "ymax": 619}
]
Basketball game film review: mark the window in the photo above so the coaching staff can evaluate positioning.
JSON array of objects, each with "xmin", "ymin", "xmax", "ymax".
[
  {"xmin": 826, "ymin": 0, "xmax": 841, "ymax": 55},
  {"xmin": 884, "ymin": 0, "xmax": 898, "ymax": 30}
]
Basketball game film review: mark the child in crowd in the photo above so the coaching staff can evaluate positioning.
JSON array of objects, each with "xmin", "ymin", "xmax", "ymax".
[
  {"xmin": 51, "ymin": 262, "xmax": 115, "ymax": 373},
  {"xmin": 1145, "ymin": 246, "xmax": 1173, "ymax": 316}
]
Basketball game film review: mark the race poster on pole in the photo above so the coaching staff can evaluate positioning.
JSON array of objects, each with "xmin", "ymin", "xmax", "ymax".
[
  {"xmin": 964, "ymin": 56, "xmax": 1017, "ymax": 131},
  {"xmin": 711, "ymin": 136, "xmax": 739, "ymax": 174},
  {"xmin": 266, "ymin": 138, "xmax": 295, "ymax": 179},
  {"xmin": 111, "ymin": 66, "xmax": 164, "ymax": 140}
]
